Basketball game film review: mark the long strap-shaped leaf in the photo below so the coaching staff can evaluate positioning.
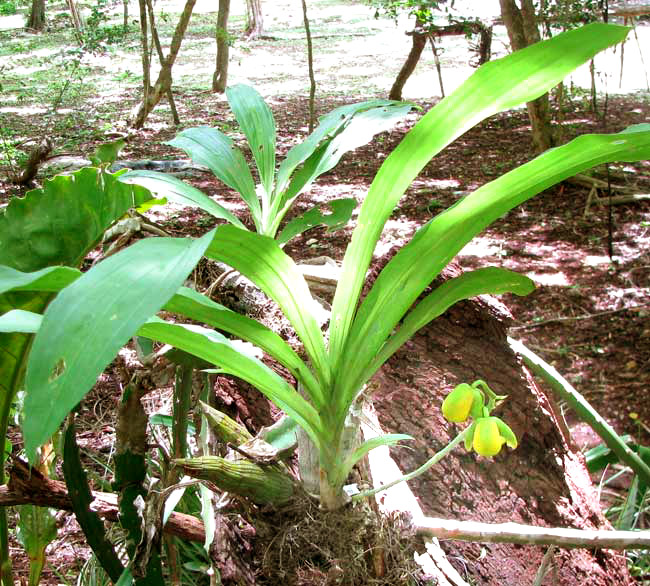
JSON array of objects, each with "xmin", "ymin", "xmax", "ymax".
[
  {"xmin": 168, "ymin": 128, "xmax": 262, "ymax": 229},
  {"xmin": 164, "ymin": 287, "xmax": 324, "ymax": 408},
  {"xmin": 23, "ymin": 231, "xmax": 215, "ymax": 462},
  {"xmin": 119, "ymin": 171, "xmax": 247, "ymax": 229},
  {"xmin": 204, "ymin": 225, "xmax": 331, "ymax": 393},
  {"xmin": 275, "ymin": 99, "xmax": 401, "ymax": 196},
  {"xmin": 338, "ymin": 127, "xmax": 650, "ymax": 406},
  {"xmin": 226, "ymin": 85, "xmax": 277, "ymax": 201},
  {"xmin": 138, "ymin": 318, "xmax": 323, "ymax": 449},
  {"xmin": 358, "ymin": 268, "xmax": 534, "ymax": 389},
  {"xmin": 328, "ymin": 23, "xmax": 630, "ymax": 369}
]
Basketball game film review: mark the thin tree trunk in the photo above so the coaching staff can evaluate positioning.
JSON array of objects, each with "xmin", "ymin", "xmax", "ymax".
[
  {"xmin": 123, "ymin": 0, "xmax": 129, "ymax": 32},
  {"xmin": 26, "ymin": 0, "xmax": 45, "ymax": 31},
  {"xmin": 66, "ymin": 0, "xmax": 84, "ymax": 45},
  {"xmin": 137, "ymin": 0, "xmax": 150, "ymax": 110},
  {"xmin": 145, "ymin": 0, "xmax": 180, "ymax": 125},
  {"xmin": 499, "ymin": 0, "xmax": 554, "ymax": 152},
  {"xmin": 428, "ymin": 35, "xmax": 445, "ymax": 97},
  {"xmin": 389, "ymin": 16, "xmax": 427, "ymax": 101},
  {"xmin": 244, "ymin": 0, "xmax": 263, "ymax": 38},
  {"xmin": 301, "ymin": 0, "xmax": 316, "ymax": 132},
  {"xmin": 131, "ymin": 0, "xmax": 196, "ymax": 128},
  {"xmin": 213, "ymin": 0, "xmax": 230, "ymax": 93}
]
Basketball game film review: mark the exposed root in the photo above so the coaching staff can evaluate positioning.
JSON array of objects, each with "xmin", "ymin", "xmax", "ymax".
[{"xmin": 250, "ymin": 493, "xmax": 429, "ymax": 585}]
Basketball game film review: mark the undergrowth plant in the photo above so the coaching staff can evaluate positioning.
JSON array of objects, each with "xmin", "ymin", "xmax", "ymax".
[
  {"xmin": 1, "ymin": 22, "xmax": 650, "ymax": 581},
  {"xmin": 120, "ymin": 84, "xmax": 414, "ymax": 244}
]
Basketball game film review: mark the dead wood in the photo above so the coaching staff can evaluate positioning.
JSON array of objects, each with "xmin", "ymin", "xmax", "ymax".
[
  {"xmin": 2, "ymin": 458, "xmax": 205, "ymax": 543},
  {"xmin": 15, "ymin": 137, "xmax": 52, "ymax": 185}
]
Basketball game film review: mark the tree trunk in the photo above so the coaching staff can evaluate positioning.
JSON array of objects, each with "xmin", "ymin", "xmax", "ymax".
[
  {"xmin": 301, "ymin": 0, "xmax": 316, "ymax": 132},
  {"xmin": 244, "ymin": 0, "xmax": 263, "ymax": 38},
  {"xmin": 389, "ymin": 16, "xmax": 427, "ymax": 101},
  {"xmin": 213, "ymin": 0, "xmax": 231, "ymax": 93},
  {"xmin": 499, "ymin": 0, "xmax": 555, "ymax": 153},
  {"xmin": 26, "ymin": 0, "xmax": 45, "ymax": 31},
  {"xmin": 130, "ymin": 0, "xmax": 196, "ymax": 128}
]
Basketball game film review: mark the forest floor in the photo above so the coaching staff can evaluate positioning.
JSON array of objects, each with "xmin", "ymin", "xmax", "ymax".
[{"xmin": 1, "ymin": 0, "xmax": 650, "ymax": 583}]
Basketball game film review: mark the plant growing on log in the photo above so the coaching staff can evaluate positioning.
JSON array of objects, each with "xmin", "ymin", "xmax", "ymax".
[
  {"xmin": 4, "ymin": 25, "xmax": 649, "ymax": 530},
  {"xmin": 120, "ymin": 84, "xmax": 414, "ymax": 244}
]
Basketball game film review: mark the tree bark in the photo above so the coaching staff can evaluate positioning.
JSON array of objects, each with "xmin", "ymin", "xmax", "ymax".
[
  {"xmin": 213, "ymin": 0, "xmax": 231, "ymax": 93},
  {"xmin": 26, "ymin": 0, "xmax": 45, "ymax": 31},
  {"xmin": 301, "ymin": 0, "xmax": 316, "ymax": 132},
  {"xmin": 389, "ymin": 16, "xmax": 427, "ymax": 101},
  {"xmin": 499, "ymin": 0, "xmax": 555, "ymax": 152},
  {"xmin": 130, "ymin": 0, "xmax": 196, "ymax": 128},
  {"xmin": 3, "ymin": 458, "xmax": 205, "ymax": 542},
  {"xmin": 244, "ymin": 0, "xmax": 263, "ymax": 38}
]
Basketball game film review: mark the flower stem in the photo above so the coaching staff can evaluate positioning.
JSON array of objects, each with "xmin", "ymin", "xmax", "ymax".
[{"xmin": 351, "ymin": 427, "xmax": 470, "ymax": 502}]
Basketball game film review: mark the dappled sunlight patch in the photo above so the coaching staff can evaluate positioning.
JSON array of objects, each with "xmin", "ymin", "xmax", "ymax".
[
  {"xmin": 526, "ymin": 271, "xmax": 570, "ymax": 287},
  {"xmin": 0, "ymin": 105, "xmax": 47, "ymax": 115},
  {"xmin": 374, "ymin": 218, "xmax": 419, "ymax": 257}
]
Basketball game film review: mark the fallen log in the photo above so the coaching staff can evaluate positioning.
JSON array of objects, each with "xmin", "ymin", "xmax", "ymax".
[{"xmin": 3, "ymin": 458, "xmax": 205, "ymax": 543}]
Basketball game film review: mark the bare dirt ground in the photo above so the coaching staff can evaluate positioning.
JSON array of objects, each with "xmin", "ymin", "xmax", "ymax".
[{"xmin": 1, "ymin": 0, "xmax": 650, "ymax": 583}]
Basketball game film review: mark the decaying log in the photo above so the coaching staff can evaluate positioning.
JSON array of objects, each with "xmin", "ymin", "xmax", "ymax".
[{"xmin": 3, "ymin": 458, "xmax": 205, "ymax": 543}]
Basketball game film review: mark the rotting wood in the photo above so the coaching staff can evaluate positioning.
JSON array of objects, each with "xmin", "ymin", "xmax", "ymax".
[{"xmin": 3, "ymin": 458, "xmax": 205, "ymax": 543}]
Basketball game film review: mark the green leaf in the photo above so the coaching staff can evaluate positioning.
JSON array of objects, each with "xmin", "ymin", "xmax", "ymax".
[
  {"xmin": 329, "ymin": 22, "xmax": 631, "ymax": 369},
  {"xmin": 276, "ymin": 198, "xmax": 356, "ymax": 245},
  {"xmin": 23, "ymin": 231, "xmax": 214, "ymax": 461},
  {"xmin": 0, "ymin": 266, "xmax": 80, "ymax": 295},
  {"xmin": 338, "ymin": 433, "xmax": 412, "ymax": 486},
  {"xmin": 168, "ymin": 127, "xmax": 261, "ymax": 228},
  {"xmin": 338, "ymin": 128, "xmax": 650, "ymax": 404},
  {"xmin": 150, "ymin": 413, "xmax": 196, "ymax": 436},
  {"xmin": 275, "ymin": 100, "xmax": 411, "ymax": 196},
  {"xmin": 119, "ymin": 170, "xmax": 247, "ymax": 229},
  {"xmin": 90, "ymin": 138, "xmax": 126, "ymax": 166},
  {"xmin": 204, "ymin": 225, "xmax": 331, "ymax": 395},
  {"xmin": 0, "ymin": 167, "xmax": 152, "ymax": 272},
  {"xmin": 0, "ymin": 310, "xmax": 42, "ymax": 333},
  {"xmin": 270, "ymin": 101, "xmax": 413, "ymax": 234},
  {"xmin": 163, "ymin": 287, "xmax": 322, "ymax": 405},
  {"xmin": 358, "ymin": 268, "xmax": 534, "ymax": 391},
  {"xmin": 63, "ymin": 420, "xmax": 123, "ymax": 581},
  {"xmin": 226, "ymin": 84, "xmax": 276, "ymax": 198},
  {"xmin": 137, "ymin": 318, "xmax": 323, "ymax": 448}
]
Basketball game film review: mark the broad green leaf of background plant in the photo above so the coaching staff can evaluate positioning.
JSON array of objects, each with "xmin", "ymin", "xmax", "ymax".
[
  {"xmin": 0, "ymin": 167, "xmax": 152, "ymax": 271},
  {"xmin": 22, "ymin": 231, "xmax": 214, "ymax": 461},
  {"xmin": 226, "ymin": 84, "xmax": 276, "ymax": 198},
  {"xmin": 0, "ymin": 167, "xmax": 153, "ymax": 571},
  {"xmin": 328, "ymin": 22, "xmax": 631, "ymax": 366},
  {"xmin": 119, "ymin": 171, "xmax": 246, "ymax": 229},
  {"xmin": 167, "ymin": 127, "xmax": 262, "ymax": 227},
  {"xmin": 336, "ymin": 126, "xmax": 650, "ymax": 405},
  {"xmin": 276, "ymin": 198, "xmax": 357, "ymax": 245}
]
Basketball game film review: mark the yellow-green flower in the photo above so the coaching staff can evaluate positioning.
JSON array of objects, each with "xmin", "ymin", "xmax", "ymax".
[
  {"xmin": 442, "ymin": 383, "xmax": 476, "ymax": 423},
  {"xmin": 472, "ymin": 416, "xmax": 517, "ymax": 457}
]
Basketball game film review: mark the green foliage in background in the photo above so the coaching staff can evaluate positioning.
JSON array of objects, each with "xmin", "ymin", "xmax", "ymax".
[{"xmin": 121, "ymin": 84, "xmax": 414, "ymax": 244}]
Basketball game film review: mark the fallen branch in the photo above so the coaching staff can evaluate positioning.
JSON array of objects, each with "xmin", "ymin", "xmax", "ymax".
[
  {"xmin": 414, "ymin": 517, "xmax": 650, "ymax": 549},
  {"xmin": 3, "ymin": 458, "xmax": 205, "ymax": 543}
]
